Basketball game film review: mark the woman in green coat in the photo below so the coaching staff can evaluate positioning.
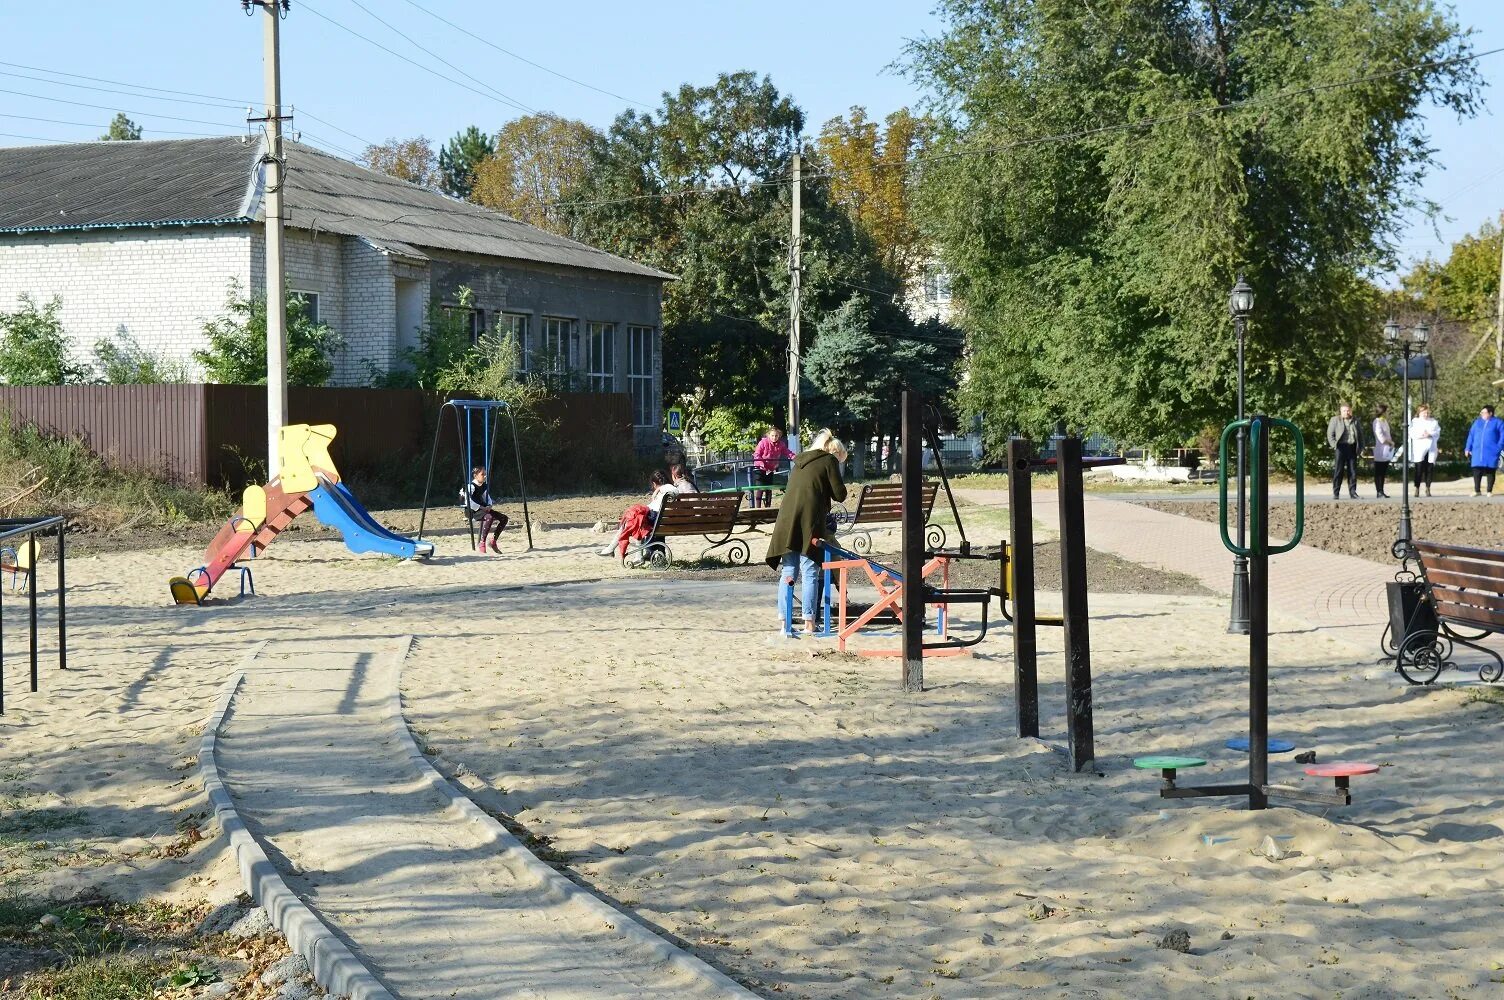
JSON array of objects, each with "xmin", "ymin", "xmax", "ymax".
[{"xmin": 765, "ymin": 430, "xmax": 848, "ymax": 636}]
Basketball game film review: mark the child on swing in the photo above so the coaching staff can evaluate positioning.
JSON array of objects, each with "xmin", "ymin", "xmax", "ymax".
[{"xmin": 463, "ymin": 466, "xmax": 508, "ymax": 554}]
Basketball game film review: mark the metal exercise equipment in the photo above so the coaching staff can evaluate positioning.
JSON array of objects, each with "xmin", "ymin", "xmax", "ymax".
[
  {"xmin": 0, "ymin": 515, "xmax": 68, "ymax": 715},
  {"xmin": 1135, "ymin": 415, "xmax": 1377, "ymax": 809},
  {"xmin": 418, "ymin": 399, "xmax": 533, "ymax": 551}
]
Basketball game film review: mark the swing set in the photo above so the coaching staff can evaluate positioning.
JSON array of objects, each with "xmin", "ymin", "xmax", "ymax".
[{"xmin": 417, "ymin": 400, "xmax": 533, "ymax": 551}]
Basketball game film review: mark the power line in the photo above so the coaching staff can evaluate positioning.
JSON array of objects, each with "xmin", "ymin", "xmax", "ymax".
[
  {"xmin": 0, "ymin": 68, "xmax": 251, "ymax": 111},
  {"xmin": 298, "ymin": 1, "xmax": 531, "ymax": 115},
  {"xmin": 340, "ymin": 0, "xmax": 537, "ymax": 117},
  {"xmin": 0, "ymin": 132, "xmax": 66, "ymax": 144},
  {"xmin": 0, "ymin": 112, "xmax": 222, "ymax": 138},
  {"xmin": 0, "ymin": 87, "xmax": 245, "ymax": 130},
  {"xmin": 294, "ymin": 107, "xmax": 376, "ymax": 149},
  {"xmin": 0, "ymin": 61, "xmax": 257, "ymax": 107},
  {"xmin": 393, "ymin": 0, "xmax": 650, "ymax": 108}
]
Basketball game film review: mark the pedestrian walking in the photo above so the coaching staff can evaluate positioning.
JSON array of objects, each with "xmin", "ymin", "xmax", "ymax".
[
  {"xmin": 1325, "ymin": 403, "xmax": 1365, "ymax": 500},
  {"xmin": 1408, "ymin": 404, "xmax": 1440, "ymax": 497},
  {"xmin": 1464, "ymin": 404, "xmax": 1504, "ymax": 496},
  {"xmin": 1371, "ymin": 403, "xmax": 1395, "ymax": 498}
]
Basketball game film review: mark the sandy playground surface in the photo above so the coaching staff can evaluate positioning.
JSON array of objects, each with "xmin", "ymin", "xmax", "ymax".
[{"xmin": 2, "ymin": 502, "xmax": 1503, "ymax": 998}]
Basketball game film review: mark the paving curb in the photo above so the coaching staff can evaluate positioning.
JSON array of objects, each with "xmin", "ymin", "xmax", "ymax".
[
  {"xmin": 385, "ymin": 635, "xmax": 756, "ymax": 998},
  {"xmin": 201, "ymin": 644, "xmax": 396, "ymax": 1000}
]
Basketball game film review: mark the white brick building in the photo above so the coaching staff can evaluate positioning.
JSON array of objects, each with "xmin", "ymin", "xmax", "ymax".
[{"xmin": 0, "ymin": 137, "xmax": 673, "ymax": 447}]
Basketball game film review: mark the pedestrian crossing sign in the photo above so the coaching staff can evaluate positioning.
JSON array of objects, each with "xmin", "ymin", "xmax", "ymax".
[{"xmin": 666, "ymin": 407, "xmax": 684, "ymax": 436}]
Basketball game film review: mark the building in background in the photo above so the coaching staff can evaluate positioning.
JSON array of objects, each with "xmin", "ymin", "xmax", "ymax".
[{"xmin": 0, "ymin": 137, "xmax": 674, "ymax": 449}]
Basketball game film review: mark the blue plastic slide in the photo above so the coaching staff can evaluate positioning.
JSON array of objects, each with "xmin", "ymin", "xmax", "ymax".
[{"xmin": 307, "ymin": 478, "xmax": 436, "ymax": 559}]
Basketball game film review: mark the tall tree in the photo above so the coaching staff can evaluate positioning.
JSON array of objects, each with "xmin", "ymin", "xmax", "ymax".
[
  {"xmin": 816, "ymin": 107, "xmax": 930, "ymax": 285},
  {"xmin": 439, "ymin": 125, "xmax": 495, "ymax": 200},
  {"xmin": 471, "ymin": 115, "xmax": 600, "ymax": 232},
  {"xmin": 908, "ymin": 0, "xmax": 1480, "ymax": 451},
  {"xmin": 100, "ymin": 113, "xmax": 142, "ymax": 141},
  {"xmin": 362, "ymin": 136, "xmax": 438, "ymax": 187},
  {"xmin": 566, "ymin": 72, "xmax": 896, "ymax": 420}
]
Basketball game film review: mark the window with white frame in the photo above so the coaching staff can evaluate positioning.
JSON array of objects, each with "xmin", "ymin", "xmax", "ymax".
[
  {"xmin": 442, "ymin": 303, "xmax": 487, "ymax": 342},
  {"xmin": 540, "ymin": 317, "xmax": 574, "ymax": 375},
  {"xmin": 586, "ymin": 321, "xmax": 616, "ymax": 393},
  {"xmin": 290, "ymin": 291, "xmax": 320, "ymax": 324},
  {"xmin": 627, "ymin": 325, "xmax": 655, "ymax": 427},
  {"xmin": 501, "ymin": 312, "xmax": 530, "ymax": 370},
  {"xmin": 923, "ymin": 271, "xmax": 952, "ymax": 304}
]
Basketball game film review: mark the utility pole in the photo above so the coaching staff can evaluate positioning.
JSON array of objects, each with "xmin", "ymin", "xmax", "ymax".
[
  {"xmin": 787, "ymin": 148, "xmax": 802, "ymax": 447},
  {"xmin": 246, "ymin": 0, "xmax": 289, "ymax": 474},
  {"xmin": 1495, "ymin": 208, "xmax": 1504, "ymax": 375}
]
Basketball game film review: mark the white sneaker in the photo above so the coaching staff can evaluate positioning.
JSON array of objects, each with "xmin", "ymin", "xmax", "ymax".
[{"xmin": 599, "ymin": 543, "xmax": 618, "ymax": 557}]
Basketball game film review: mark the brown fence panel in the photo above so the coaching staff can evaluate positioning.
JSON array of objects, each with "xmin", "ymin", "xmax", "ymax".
[
  {"xmin": 537, "ymin": 392, "xmax": 633, "ymax": 454},
  {"xmin": 0, "ymin": 384, "xmax": 208, "ymax": 485}
]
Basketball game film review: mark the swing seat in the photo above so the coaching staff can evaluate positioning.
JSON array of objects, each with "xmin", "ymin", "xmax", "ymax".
[{"xmin": 1224, "ymin": 737, "xmax": 1297, "ymax": 753}]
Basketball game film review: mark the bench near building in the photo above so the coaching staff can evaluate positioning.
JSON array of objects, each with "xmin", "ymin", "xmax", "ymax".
[{"xmin": 0, "ymin": 137, "xmax": 673, "ymax": 450}]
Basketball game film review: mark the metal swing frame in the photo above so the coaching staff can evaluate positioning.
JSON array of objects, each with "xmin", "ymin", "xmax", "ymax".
[{"xmin": 417, "ymin": 400, "xmax": 533, "ymax": 551}]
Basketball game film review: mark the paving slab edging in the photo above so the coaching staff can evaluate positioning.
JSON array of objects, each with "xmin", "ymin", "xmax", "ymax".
[
  {"xmin": 386, "ymin": 635, "xmax": 757, "ymax": 998},
  {"xmin": 201, "ymin": 648, "xmax": 396, "ymax": 1000}
]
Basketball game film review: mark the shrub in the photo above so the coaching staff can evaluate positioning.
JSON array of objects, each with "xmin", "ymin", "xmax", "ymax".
[
  {"xmin": 92, "ymin": 330, "xmax": 188, "ymax": 384},
  {"xmin": 0, "ymin": 294, "xmax": 88, "ymax": 385},
  {"xmin": 194, "ymin": 282, "xmax": 340, "ymax": 386}
]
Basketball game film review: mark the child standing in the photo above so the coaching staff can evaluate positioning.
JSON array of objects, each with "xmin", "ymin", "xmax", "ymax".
[
  {"xmin": 464, "ymin": 466, "xmax": 508, "ymax": 554},
  {"xmin": 752, "ymin": 426, "xmax": 795, "ymax": 508}
]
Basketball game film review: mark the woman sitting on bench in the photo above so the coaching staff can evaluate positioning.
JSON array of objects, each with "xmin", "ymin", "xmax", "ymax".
[
  {"xmin": 765, "ymin": 429, "xmax": 848, "ymax": 636},
  {"xmin": 600, "ymin": 470, "xmax": 678, "ymax": 558}
]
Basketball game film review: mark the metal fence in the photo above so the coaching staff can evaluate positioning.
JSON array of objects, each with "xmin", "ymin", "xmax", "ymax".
[{"xmin": 0, "ymin": 385, "xmax": 634, "ymax": 489}]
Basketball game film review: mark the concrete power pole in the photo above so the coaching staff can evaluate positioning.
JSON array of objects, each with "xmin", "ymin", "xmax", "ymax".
[
  {"xmin": 1496, "ymin": 208, "xmax": 1504, "ymax": 374},
  {"xmin": 787, "ymin": 148, "xmax": 802, "ymax": 446},
  {"xmin": 248, "ymin": 0, "xmax": 289, "ymax": 474}
]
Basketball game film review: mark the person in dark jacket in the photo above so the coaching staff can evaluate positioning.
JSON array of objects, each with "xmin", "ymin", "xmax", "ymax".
[
  {"xmin": 765, "ymin": 430, "xmax": 848, "ymax": 636},
  {"xmin": 463, "ymin": 466, "xmax": 508, "ymax": 554},
  {"xmin": 1464, "ymin": 404, "xmax": 1504, "ymax": 496},
  {"xmin": 1325, "ymin": 403, "xmax": 1365, "ymax": 500}
]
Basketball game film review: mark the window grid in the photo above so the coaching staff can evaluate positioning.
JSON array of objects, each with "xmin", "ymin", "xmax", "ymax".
[
  {"xmin": 586, "ymin": 321, "xmax": 616, "ymax": 394},
  {"xmin": 501, "ymin": 313, "xmax": 530, "ymax": 370},
  {"xmin": 540, "ymin": 317, "xmax": 574, "ymax": 375},
  {"xmin": 290, "ymin": 291, "xmax": 320, "ymax": 324},
  {"xmin": 627, "ymin": 325, "xmax": 655, "ymax": 427}
]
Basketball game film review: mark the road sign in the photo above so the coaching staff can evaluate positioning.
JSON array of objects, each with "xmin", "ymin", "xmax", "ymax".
[{"xmin": 665, "ymin": 407, "xmax": 684, "ymax": 436}]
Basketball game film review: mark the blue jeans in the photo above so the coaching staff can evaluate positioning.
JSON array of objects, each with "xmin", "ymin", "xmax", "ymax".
[{"xmin": 779, "ymin": 551, "xmax": 821, "ymax": 632}]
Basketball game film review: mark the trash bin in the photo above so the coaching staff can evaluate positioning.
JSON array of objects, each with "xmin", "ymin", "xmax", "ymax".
[{"xmin": 1387, "ymin": 579, "xmax": 1435, "ymax": 652}]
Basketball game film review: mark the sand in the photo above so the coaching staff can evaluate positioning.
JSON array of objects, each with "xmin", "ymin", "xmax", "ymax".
[{"xmin": 3, "ymin": 507, "xmax": 1502, "ymax": 999}]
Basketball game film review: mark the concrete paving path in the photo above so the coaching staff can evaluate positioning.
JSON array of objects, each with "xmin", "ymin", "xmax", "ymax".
[
  {"xmin": 957, "ymin": 488, "xmax": 1396, "ymax": 654},
  {"xmin": 214, "ymin": 639, "xmax": 747, "ymax": 1000}
]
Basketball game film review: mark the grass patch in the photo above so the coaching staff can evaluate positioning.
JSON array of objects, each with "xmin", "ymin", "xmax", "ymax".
[{"xmin": 16, "ymin": 952, "xmax": 172, "ymax": 1000}]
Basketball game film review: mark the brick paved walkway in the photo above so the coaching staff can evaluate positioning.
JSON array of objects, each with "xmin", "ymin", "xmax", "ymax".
[{"xmin": 957, "ymin": 488, "xmax": 1393, "ymax": 655}]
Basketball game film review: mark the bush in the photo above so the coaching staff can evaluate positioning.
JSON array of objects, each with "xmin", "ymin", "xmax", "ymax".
[
  {"xmin": 700, "ymin": 404, "xmax": 766, "ymax": 453},
  {"xmin": 367, "ymin": 287, "xmax": 475, "ymax": 390},
  {"xmin": 0, "ymin": 294, "xmax": 88, "ymax": 385},
  {"xmin": 194, "ymin": 282, "xmax": 340, "ymax": 386},
  {"xmin": 92, "ymin": 330, "xmax": 188, "ymax": 384}
]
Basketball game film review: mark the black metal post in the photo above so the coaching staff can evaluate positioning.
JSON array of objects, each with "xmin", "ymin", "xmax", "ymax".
[
  {"xmin": 1249, "ymin": 416, "xmax": 1270, "ymax": 810},
  {"xmin": 416, "ymin": 402, "xmax": 448, "ymax": 544},
  {"xmin": 1397, "ymin": 345, "xmax": 1413, "ymax": 558},
  {"xmin": 56, "ymin": 520, "xmax": 66, "ymax": 672},
  {"xmin": 1229, "ymin": 312, "xmax": 1250, "ymax": 634},
  {"xmin": 27, "ymin": 534, "xmax": 37, "ymax": 694},
  {"xmin": 1007, "ymin": 436, "xmax": 1038, "ymax": 738},
  {"xmin": 900, "ymin": 390, "xmax": 925, "ymax": 693},
  {"xmin": 1056, "ymin": 432, "xmax": 1095, "ymax": 772},
  {"xmin": 506, "ymin": 405, "xmax": 534, "ymax": 550}
]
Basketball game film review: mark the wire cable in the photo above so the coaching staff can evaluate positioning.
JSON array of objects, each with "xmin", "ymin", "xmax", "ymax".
[
  {"xmin": 0, "ymin": 112, "xmax": 223, "ymax": 138},
  {"xmin": 393, "ymin": 0, "xmax": 650, "ymax": 108},
  {"xmin": 0, "ymin": 87, "xmax": 245, "ymax": 130},
  {"xmin": 0, "ymin": 61, "xmax": 257, "ymax": 107}
]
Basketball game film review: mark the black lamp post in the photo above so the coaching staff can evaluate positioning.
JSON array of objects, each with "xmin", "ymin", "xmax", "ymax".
[
  {"xmin": 1227, "ymin": 275, "xmax": 1255, "ymax": 635},
  {"xmin": 1386, "ymin": 318, "xmax": 1429, "ymax": 561}
]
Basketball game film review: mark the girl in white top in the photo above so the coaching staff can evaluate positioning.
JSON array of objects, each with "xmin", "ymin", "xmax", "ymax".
[
  {"xmin": 1408, "ymin": 404, "xmax": 1441, "ymax": 497},
  {"xmin": 1371, "ymin": 404, "xmax": 1394, "ymax": 498}
]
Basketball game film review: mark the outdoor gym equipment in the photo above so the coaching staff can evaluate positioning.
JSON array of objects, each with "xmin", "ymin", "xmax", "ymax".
[
  {"xmin": 417, "ymin": 399, "xmax": 533, "ymax": 552},
  {"xmin": 170, "ymin": 424, "xmax": 434, "ymax": 605},
  {"xmin": 1004, "ymin": 433, "xmax": 1125, "ymax": 773},
  {"xmin": 0, "ymin": 515, "xmax": 67, "ymax": 715},
  {"xmin": 1133, "ymin": 414, "xmax": 1378, "ymax": 809}
]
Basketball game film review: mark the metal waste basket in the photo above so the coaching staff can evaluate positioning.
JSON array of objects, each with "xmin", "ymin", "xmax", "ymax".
[{"xmin": 1387, "ymin": 579, "xmax": 1435, "ymax": 652}]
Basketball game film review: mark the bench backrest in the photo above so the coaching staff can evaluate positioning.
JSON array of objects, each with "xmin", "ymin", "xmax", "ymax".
[
  {"xmin": 852, "ymin": 482, "xmax": 939, "ymax": 526},
  {"xmin": 1415, "ymin": 540, "xmax": 1504, "ymax": 632},
  {"xmin": 649, "ymin": 492, "xmax": 742, "ymax": 538}
]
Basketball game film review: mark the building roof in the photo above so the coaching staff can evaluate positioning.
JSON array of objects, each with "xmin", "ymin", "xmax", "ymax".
[{"xmin": 0, "ymin": 136, "xmax": 672, "ymax": 281}]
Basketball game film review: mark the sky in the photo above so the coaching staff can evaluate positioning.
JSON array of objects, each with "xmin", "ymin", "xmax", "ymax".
[{"xmin": 1, "ymin": 0, "xmax": 1500, "ymax": 281}]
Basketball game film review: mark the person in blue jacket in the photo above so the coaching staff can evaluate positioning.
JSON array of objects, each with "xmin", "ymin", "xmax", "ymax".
[{"xmin": 1464, "ymin": 405, "xmax": 1504, "ymax": 496}]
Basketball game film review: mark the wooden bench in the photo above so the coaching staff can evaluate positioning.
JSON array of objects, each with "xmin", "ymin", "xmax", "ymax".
[
  {"xmin": 836, "ymin": 482, "xmax": 946, "ymax": 555},
  {"xmin": 626, "ymin": 492, "xmax": 747, "ymax": 568},
  {"xmin": 1400, "ymin": 540, "xmax": 1504, "ymax": 684}
]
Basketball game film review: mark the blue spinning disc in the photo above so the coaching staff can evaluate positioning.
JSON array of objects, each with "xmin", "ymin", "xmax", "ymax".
[{"xmin": 1225, "ymin": 736, "xmax": 1297, "ymax": 753}]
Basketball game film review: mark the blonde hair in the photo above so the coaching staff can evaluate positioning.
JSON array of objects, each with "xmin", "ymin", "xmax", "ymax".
[{"xmin": 808, "ymin": 428, "xmax": 848, "ymax": 464}]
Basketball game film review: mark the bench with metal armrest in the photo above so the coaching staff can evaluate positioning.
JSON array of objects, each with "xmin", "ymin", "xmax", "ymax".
[
  {"xmin": 624, "ymin": 492, "xmax": 748, "ymax": 568},
  {"xmin": 836, "ymin": 482, "xmax": 947, "ymax": 555},
  {"xmin": 1395, "ymin": 540, "xmax": 1504, "ymax": 684}
]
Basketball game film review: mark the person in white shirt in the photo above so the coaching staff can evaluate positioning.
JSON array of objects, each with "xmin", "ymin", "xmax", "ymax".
[
  {"xmin": 670, "ymin": 463, "xmax": 696, "ymax": 493},
  {"xmin": 1371, "ymin": 403, "xmax": 1395, "ymax": 498},
  {"xmin": 1408, "ymin": 403, "xmax": 1441, "ymax": 497},
  {"xmin": 601, "ymin": 470, "xmax": 677, "ymax": 557}
]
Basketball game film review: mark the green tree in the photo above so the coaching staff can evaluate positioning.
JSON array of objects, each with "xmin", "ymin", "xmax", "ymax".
[
  {"xmin": 100, "ymin": 113, "xmax": 142, "ymax": 141},
  {"xmin": 471, "ymin": 115, "xmax": 600, "ymax": 233},
  {"xmin": 362, "ymin": 136, "xmax": 438, "ymax": 186},
  {"xmin": 439, "ymin": 125, "xmax": 495, "ymax": 200},
  {"xmin": 93, "ymin": 331, "xmax": 187, "ymax": 383},
  {"xmin": 816, "ymin": 107, "xmax": 931, "ymax": 285},
  {"xmin": 908, "ymin": 0, "xmax": 1480, "ymax": 452},
  {"xmin": 566, "ymin": 71, "xmax": 900, "ymax": 425},
  {"xmin": 194, "ymin": 284, "xmax": 339, "ymax": 386},
  {"xmin": 0, "ymin": 294, "xmax": 88, "ymax": 385}
]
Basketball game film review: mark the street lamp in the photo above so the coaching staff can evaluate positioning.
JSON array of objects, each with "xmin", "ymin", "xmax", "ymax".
[
  {"xmin": 1227, "ymin": 274, "xmax": 1254, "ymax": 634},
  {"xmin": 1386, "ymin": 319, "xmax": 1429, "ymax": 561}
]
